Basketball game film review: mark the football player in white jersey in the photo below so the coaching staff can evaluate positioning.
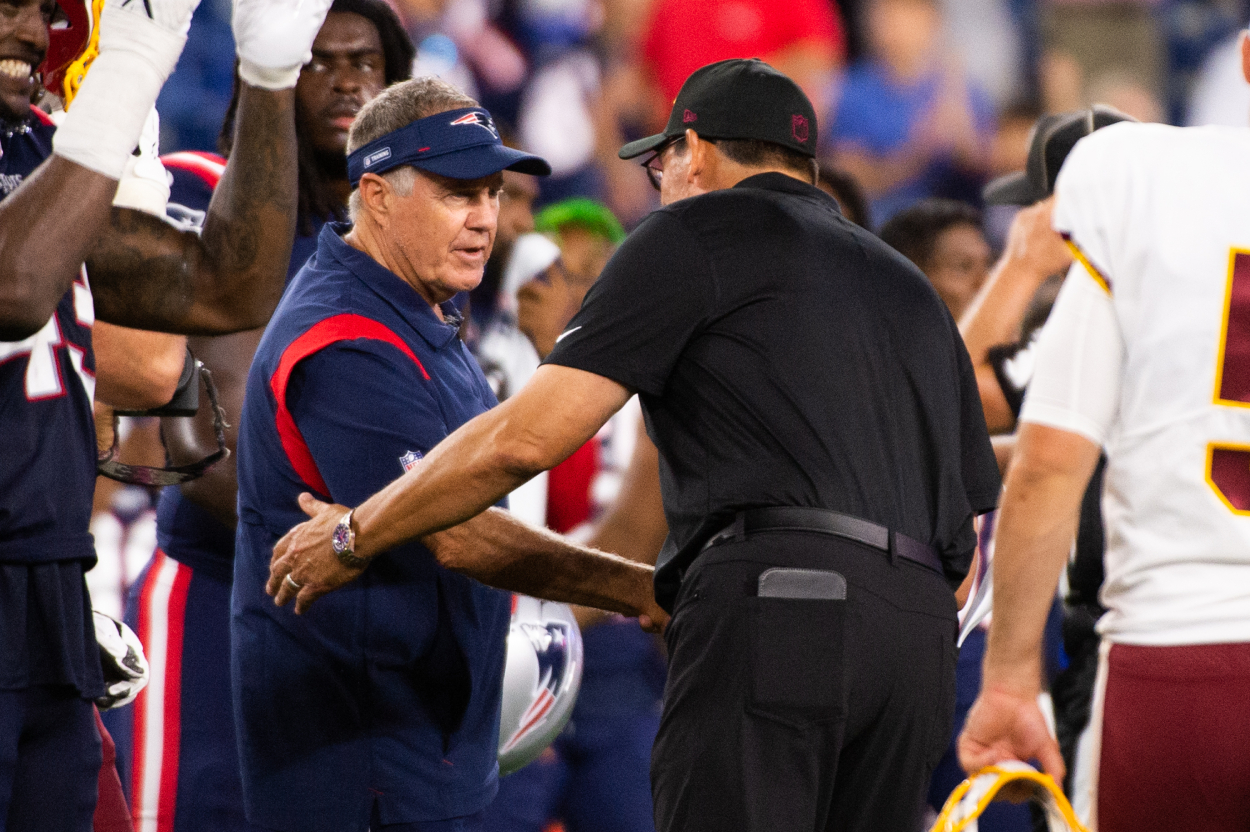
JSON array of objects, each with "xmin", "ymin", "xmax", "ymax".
[{"xmin": 959, "ymin": 28, "xmax": 1250, "ymax": 832}]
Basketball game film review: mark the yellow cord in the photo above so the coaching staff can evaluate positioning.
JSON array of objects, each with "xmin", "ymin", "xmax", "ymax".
[{"xmin": 59, "ymin": 0, "xmax": 106, "ymax": 108}]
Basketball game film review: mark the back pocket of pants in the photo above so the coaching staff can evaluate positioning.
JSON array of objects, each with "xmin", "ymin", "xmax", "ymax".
[{"xmin": 746, "ymin": 595, "xmax": 847, "ymax": 726}]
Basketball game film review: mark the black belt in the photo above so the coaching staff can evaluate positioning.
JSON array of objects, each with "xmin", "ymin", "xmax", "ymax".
[{"xmin": 700, "ymin": 506, "xmax": 944, "ymax": 575}]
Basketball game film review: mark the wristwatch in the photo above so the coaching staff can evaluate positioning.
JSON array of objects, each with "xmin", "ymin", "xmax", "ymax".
[{"xmin": 331, "ymin": 509, "xmax": 370, "ymax": 569}]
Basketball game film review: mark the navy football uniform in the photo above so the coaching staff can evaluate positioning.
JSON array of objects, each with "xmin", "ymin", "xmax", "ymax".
[{"xmin": 0, "ymin": 106, "xmax": 108, "ymax": 832}]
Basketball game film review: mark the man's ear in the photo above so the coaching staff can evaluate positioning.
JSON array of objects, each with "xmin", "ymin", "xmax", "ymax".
[
  {"xmin": 686, "ymin": 128, "xmax": 712, "ymax": 182},
  {"xmin": 1241, "ymin": 31, "xmax": 1250, "ymax": 87},
  {"xmin": 357, "ymin": 173, "xmax": 391, "ymax": 227}
]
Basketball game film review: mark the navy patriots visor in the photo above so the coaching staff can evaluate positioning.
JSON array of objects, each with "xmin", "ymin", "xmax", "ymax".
[{"xmin": 347, "ymin": 107, "xmax": 551, "ymax": 186}]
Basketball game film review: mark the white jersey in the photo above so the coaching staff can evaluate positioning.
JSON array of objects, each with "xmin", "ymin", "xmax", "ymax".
[{"xmin": 1021, "ymin": 122, "xmax": 1250, "ymax": 646}]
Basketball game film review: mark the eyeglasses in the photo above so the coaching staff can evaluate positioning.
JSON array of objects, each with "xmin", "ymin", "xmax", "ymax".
[{"xmin": 641, "ymin": 136, "xmax": 685, "ymax": 191}]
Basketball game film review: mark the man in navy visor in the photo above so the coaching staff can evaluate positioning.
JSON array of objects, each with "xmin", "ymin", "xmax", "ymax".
[{"xmin": 231, "ymin": 77, "xmax": 665, "ymax": 832}]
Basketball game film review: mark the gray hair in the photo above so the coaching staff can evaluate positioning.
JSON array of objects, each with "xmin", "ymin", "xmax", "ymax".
[{"xmin": 347, "ymin": 77, "xmax": 479, "ymax": 221}]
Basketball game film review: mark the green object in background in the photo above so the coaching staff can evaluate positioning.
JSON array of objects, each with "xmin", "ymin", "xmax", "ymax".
[{"xmin": 534, "ymin": 197, "xmax": 627, "ymax": 245}]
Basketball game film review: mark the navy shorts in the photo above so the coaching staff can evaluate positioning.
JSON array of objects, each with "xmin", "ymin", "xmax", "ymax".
[{"xmin": 0, "ymin": 685, "xmax": 100, "ymax": 832}]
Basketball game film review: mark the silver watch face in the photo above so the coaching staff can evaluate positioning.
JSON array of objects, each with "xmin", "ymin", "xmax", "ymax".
[{"xmin": 332, "ymin": 517, "xmax": 353, "ymax": 555}]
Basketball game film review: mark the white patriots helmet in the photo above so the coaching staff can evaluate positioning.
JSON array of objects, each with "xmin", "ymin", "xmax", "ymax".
[
  {"xmin": 930, "ymin": 762, "xmax": 1089, "ymax": 832},
  {"xmin": 497, "ymin": 595, "xmax": 583, "ymax": 776}
]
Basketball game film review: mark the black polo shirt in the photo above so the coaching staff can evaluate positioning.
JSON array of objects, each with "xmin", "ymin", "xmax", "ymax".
[{"xmin": 545, "ymin": 172, "xmax": 999, "ymax": 609}]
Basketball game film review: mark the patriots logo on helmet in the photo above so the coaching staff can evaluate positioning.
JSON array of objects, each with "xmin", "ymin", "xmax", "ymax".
[
  {"xmin": 500, "ymin": 621, "xmax": 571, "ymax": 753},
  {"xmin": 450, "ymin": 111, "xmax": 499, "ymax": 139}
]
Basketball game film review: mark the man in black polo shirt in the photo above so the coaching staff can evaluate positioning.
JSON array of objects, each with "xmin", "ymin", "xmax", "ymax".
[{"xmin": 268, "ymin": 58, "xmax": 1000, "ymax": 832}]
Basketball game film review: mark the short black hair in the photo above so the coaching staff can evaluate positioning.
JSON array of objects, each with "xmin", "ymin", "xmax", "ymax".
[
  {"xmin": 713, "ymin": 138, "xmax": 819, "ymax": 184},
  {"xmin": 878, "ymin": 199, "xmax": 982, "ymax": 270},
  {"xmin": 217, "ymin": 0, "xmax": 414, "ymax": 233},
  {"xmin": 816, "ymin": 167, "xmax": 871, "ymax": 228}
]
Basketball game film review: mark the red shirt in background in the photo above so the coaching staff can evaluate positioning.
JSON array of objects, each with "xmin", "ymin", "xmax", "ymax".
[
  {"xmin": 546, "ymin": 438, "xmax": 601, "ymax": 534},
  {"xmin": 642, "ymin": 0, "xmax": 844, "ymax": 103}
]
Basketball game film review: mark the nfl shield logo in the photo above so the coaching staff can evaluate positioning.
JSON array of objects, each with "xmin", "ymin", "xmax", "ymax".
[{"xmin": 399, "ymin": 450, "xmax": 423, "ymax": 472}]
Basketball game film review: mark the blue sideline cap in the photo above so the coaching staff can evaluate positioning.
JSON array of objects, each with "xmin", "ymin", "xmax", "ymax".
[{"xmin": 347, "ymin": 107, "xmax": 551, "ymax": 186}]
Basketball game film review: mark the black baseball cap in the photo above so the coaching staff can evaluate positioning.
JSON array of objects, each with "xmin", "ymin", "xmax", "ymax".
[
  {"xmin": 618, "ymin": 58, "xmax": 818, "ymax": 160},
  {"xmin": 983, "ymin": 105, "xmax": 1136, "ymax": 205}
]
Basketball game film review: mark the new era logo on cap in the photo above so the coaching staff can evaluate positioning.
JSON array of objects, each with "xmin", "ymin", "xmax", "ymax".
[
  {"xmin": 683, "ymin": 109, "xmax": 697, "ymax": 123},
  {"xmin": 792, "ymin": 114, "xmax": 809, "ymax": 144},
  {"xmin": 363, "ymin": 147, "xmax": 392, "ymax": 168},
  {"xmin": 451, "ymin": 111, "xmax": 499, "ymax": 139}
]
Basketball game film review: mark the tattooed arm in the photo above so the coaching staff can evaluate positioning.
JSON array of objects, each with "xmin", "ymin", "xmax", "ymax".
[
  {"xmin": 87, "ymin": 83, "xmax": 298, "ymax": 335},
  {"xmin": 0, "ymin": 157, "xmax": 117, "ymax": 340}
]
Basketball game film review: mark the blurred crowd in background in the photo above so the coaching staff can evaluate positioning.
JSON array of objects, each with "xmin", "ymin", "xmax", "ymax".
[{"xmin": 155, "ymin": 0, "xmax": 1250, "ymax": 244}]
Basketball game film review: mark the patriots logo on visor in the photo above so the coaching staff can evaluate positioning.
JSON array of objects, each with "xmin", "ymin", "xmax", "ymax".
[
  {"xmin": 500, "ymin": 622, "xmax": 571, "ymax": 753},
  {"xmin": 450, "ymin": 111, "xmax": 499, "ymax": 139}
]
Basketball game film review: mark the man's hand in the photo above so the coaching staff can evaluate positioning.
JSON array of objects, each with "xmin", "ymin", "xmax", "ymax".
[
  {"xmin": 517, "ymin": 263, "xmax": 582, "ymax": 359},
  {"xmin": 269, "ymin": 493, "xmax": 367, "ymax": 614},
  {"xmin": 958, "ymin": 683, "xmax": 1066, "ymax": 782},
  {"xmin": 637, "ymin": 604, "xmax": 670, "ymax": 634},
  {"xmin": 1000, "ymin": 197, "xmax": 1072, "ymax": 282}
]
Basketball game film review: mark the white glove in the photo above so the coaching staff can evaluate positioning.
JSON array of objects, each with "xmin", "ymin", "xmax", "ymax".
[
  {"xmin": 113, "ymin": 107, "xmax": 171, "ymax": 215},
  {"xmin": 53, "ymin": 0, "xmax": 200, "ymax": 179},
  {"xmin": 233, "ymin": 0, "xmax": 335, "ymax": 91},
  {"xmin": 93, "ymin": 610, "xmax": 150, "ymax": 710}
]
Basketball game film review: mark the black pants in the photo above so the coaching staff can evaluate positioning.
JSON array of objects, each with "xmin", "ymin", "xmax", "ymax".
[{"xmin": 651, "ymin": 531, "xmax": 957, "ymax": 832}]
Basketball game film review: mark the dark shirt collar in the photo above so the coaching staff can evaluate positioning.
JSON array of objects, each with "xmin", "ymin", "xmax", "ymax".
[
  {"xmin": 319, "ymin": 222, "xmax": 463, "ymax": 350},
  {"xmin": 732, "ymin": 171, "xmax": 841, "ymax": 213}
]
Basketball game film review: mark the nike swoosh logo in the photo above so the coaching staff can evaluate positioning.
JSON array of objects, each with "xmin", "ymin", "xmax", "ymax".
[{"xmin": 555, "ymin": 326, "xmax": 582, "ymax": 344}]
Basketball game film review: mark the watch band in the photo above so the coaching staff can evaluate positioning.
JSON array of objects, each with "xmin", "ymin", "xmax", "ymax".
[{"xmin": 331, "ymin": 508, "xmax": 370, "ymax": 569}]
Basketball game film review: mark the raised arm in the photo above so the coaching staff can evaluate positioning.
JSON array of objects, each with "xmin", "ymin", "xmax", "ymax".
[
  {"xmin": 0, "ymin": 157, "xmax": 117, "ymax": 340},
  {"xmin": 958, "ymin": 197, "xmax": 1072, "ymax": 433},
  {"xmin": 0, "ymin": 0, "xmax": 331, "ymax": 340},
  {"xmin": 87, "ymin": 81, "xmax": 298, "ymax": 334},
  {"xmin": 0, "ymin": 0, "xmax": 195, "ymax": 341},
  {"xmin": 89, "ymin": 0, "xmax": 337, "ymax": 334}
]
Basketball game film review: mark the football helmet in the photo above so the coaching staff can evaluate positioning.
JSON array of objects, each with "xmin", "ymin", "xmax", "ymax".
[
  {"xmin": 931, "ymin": 762, "xmax": 1089, "ymax": 832},
  {"xmin": 41, "ymin": 0, "xmax": 103, "ymax": 104},
  {"xmin": 497, "ymin": 595, "xmax": 583, "ymax": 775}
]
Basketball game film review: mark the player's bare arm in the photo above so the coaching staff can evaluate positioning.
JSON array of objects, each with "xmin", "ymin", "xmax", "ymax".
[
  {"xmin": 270, "ymin": 363, "xmax": 669, "ymax": 627},
  {"xmin": 86, "ymin": 83, "xmax": 297, "ymax": 335},
  {"xmin": 959, "ymin": 198, "xmax": 1072, "ymax": 434},
  {"xmin": 0, "ymin": 0, "xmax": 193, "ymax": 340},
  {"xmin": 957, "ymin": 421, "xmax": 1099, "ymax": 780},
  {"xmin": 93, "ymin": 321, "xmax": 187, "ymax": 409},
  {"xmin": 0, "ymin": 159, "xmax": 115, "ymax": 340},
  {"xmin": 0, "ymin": 0, "xmax": 331, "ymax": 339}
]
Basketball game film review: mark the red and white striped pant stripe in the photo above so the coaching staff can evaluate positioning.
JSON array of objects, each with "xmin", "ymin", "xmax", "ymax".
[{"xmin": 130, "ymin": 550, "xmax": 192, "ymax": 832}]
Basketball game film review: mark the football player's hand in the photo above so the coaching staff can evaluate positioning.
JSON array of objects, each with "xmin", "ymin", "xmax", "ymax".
[
  {"xmin": 109, "ymin": 0, "xmax": 199, "ymax": 38},
  {"xmin": 269, "ymin": 493, "xmax": 368, "ymax": 614},
  {"xmin": 1001, "ymin": 197, "xmax": 1072, "ymax": 282},
  {"xmin": 233, "ymin": 0, "xmax": 336, "ymax": 90},
  {"xmin": 958, "ymin": 682, "xmax": 1066, "ymax": 782},
  {"xmin": 516, "ymin": 262, "xmax": 581, "ymax": 359}
]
